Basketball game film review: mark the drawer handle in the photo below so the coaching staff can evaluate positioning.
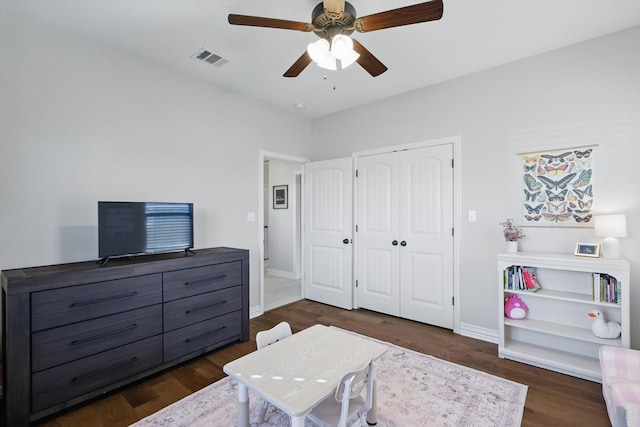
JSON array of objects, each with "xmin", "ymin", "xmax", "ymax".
[
  {"xmin": 185, "ymin": 326, "xmax": 226, "ymax": 343},
  {"xmin": 184, "ymin": 274, "xmax": 227, "ymax": 287},
  {"xmin": 71, "ymin": 324, "xmax": 138, "ymax": 345},
  {"xmin": 70, "ymin": 291, "xmax": 139, "ymax": 308},
  {"xmin": 185, "ymin": 300, "xmax": 228, "ymax": 315},
  {"xmin": 71, "ymin": 357, "xmax": 139, "ymax": 383}
]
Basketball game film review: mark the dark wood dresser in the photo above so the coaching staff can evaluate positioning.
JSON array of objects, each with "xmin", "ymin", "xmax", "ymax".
[{"xmin": 1, "ymin": 247, "xmax": 249, "ymax": 426}]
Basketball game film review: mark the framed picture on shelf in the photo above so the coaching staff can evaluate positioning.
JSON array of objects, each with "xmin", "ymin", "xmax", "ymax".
[
  {"xmin": 574, "ymin": 242, "xmax": 600, "ymax": 258},
  {"xmin": 273, "ymin": 185, "xmax": 288, "ymax": 209}
]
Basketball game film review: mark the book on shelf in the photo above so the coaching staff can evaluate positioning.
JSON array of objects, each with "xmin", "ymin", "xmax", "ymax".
[
  {"xmin": 592, "ymin": 272, "xmax": 621, "ymax": 304},
  {"xmin": 522, "ymin": 267, "xmax": 542, "ymax": 292},
  {"xmin": 503, "ymin": 265, "xmax": 541, "ymax": 292}
]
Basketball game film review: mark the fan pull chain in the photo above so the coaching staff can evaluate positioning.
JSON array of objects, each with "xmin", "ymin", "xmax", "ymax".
[{"xmin": 322, "ymin": 71, "xmax": 337, "ymax": 90}]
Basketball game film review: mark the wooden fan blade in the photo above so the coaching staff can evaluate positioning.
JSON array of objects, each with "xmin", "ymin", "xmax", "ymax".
[
  {"xmin": 352, "ymin": 40, "xmax": 387, "ymax": 77},
  {"xmin": 323, "ymin": 0, "xmax": 345, "ymax": 13},
  {"xmin": 283, "ymin": 51, "xmax": 313, "ymax": 77},
  {"xmin": 354, "ymin": 0, "xmax": 443, "ymax": 33},
  {"xmin": 228, "ymin": 14, "xmax": 313, "ymax": 32}
]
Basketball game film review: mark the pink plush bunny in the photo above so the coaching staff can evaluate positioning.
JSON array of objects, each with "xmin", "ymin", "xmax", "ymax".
[{"xmin": 505, "ymin": 295, "xmax": 528, "ymax": 319}]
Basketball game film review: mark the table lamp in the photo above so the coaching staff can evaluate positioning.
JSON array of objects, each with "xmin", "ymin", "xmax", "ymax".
[{"xmin": 594, "ymin": 214, "xmax": 627, "ymax": 259}]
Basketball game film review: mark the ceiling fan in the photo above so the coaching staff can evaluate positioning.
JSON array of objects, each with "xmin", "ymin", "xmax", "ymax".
[{"xmin": 228, "ymin": 0, "xmax": 443, "ymax": 78}]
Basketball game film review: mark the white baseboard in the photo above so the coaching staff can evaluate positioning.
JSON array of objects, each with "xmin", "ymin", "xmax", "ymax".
[
  {"xmin": 251, "ymin": 308, "xmax": 498, "ymax": 344},
  {"xmin": 459, "ymin": 323, "xmax": 499, "ymax": 344},
  {"xmin": 250, "ymin": 305, "xmax": 263, "ymax": 319}
]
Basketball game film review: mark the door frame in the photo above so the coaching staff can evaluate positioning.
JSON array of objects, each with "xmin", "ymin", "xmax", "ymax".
[
  {"xmin": 258, "ymin": 151, "xmax": 309, "ymax": 316},
  {"xmin": 293, "ymin": 171, "xmax": 303, "ymax": 280},
  {"xmin": 352, "ymin": 136, "xmax": 462, "ymax": 333}
]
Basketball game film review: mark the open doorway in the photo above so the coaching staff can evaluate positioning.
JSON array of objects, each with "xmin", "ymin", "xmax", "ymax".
[{"xmin": 260, "ymin": 152, "xmax": 307, "ymax": 312}]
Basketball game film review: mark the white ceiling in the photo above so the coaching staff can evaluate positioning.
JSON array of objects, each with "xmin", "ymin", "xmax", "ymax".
[{"xmin": 4, "ymin": 0, "xmax": 640, "ymax": 118}]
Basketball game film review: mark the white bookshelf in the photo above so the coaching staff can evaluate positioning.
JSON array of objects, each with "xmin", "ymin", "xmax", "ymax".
[{"xmin": 497, "ymin": 251, "xmax": 630, "ymax": 383}]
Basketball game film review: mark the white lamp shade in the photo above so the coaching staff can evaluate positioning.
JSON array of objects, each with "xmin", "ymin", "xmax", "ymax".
[
  {"xmin": 594, "ymin": 214, "xmax": 627, "ymax": 238},
  {"xmin": 307, "ymin": 39, "xmax": 337, "ymax": 70},
  {"xmin": 340, "ymin": 49, "xmax": 360, "ymax": 69},
  {"xmin": 317, "ymin": 52, "xmax": 337, "ymax": 70},
  {"xmin": 331, "ymin": 34, "xmax": 354, "ymax": 60},
  {"xmin": 307, "ymin": 39, "xmax": 330, "ymax": 63}
]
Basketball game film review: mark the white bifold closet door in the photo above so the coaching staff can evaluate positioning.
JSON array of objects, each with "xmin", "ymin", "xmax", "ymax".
[{"xmin": 356, "ymin": 144, "xmax": 454, "ymax": 329}]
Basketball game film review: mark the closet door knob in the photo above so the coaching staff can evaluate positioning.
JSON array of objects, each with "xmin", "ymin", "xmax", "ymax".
[
  {"xmin": 343, "ymin": 239, "xmax": 350, "ymax": 244},
  {"xmin": 400, "ymin": 241, "xmax": 407, "ymax": 246},
  {"xmin": 392, "ymin": 240, "xmax": 398, "ymax": 246}
]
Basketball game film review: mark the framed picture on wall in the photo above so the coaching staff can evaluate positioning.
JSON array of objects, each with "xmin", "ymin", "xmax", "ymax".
[
  {"xmin": 520, "ymin": 146, "xmax": 596, "ymax": 228},
  {"xmin": 273, "ymin": 185, "xmax": 288, "ymax": 209}
]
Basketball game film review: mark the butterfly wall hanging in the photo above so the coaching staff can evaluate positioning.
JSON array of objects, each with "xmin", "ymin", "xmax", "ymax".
[{"xmin": 520, "ymin": 147, "xmax": 595, "ymax": 227}]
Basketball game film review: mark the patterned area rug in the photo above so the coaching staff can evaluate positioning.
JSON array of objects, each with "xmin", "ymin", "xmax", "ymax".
[{"xmin": 132, "ymin": 329, "xmax": 527, "ymax": 427}]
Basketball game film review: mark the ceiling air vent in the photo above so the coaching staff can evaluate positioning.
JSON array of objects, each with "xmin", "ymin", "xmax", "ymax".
[{"xmin": 192, "ymin": 48, "xmax": 229, "ymax": 67}]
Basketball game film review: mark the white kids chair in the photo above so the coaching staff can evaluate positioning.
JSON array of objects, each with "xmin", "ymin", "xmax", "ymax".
[
  {"xmin": 306, "ymin": 358, "xmax": 376, "ymax": 427},
  {"xmin": 255, "ymin": 321, "xmax": 292, "ymax": 423}
]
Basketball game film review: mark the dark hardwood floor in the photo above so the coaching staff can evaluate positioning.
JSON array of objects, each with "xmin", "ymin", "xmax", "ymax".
[{"xmin": 34, "ymin": 299, "xmax": 610, "ymax": 427}]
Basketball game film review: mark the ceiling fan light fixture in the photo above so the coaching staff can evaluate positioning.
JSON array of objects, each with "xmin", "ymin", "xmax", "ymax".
[
  {"xmin": 318, "ymin": 52, "xmax": 337, "ymax": 70},
  {"xmin": 340, "ymin": 49, "xmax": 360, "ymax": 69},
  {"xmin": 230, "ymin": 0, "xmax": 445, "ymax": 78},
  {"xmin": 330, "ymin": 34, "xmax": 354, "ymax": 60},
  {"xmin": 307, "ymin": 38, "xmax": 330, "ymax": 63},
  {"xmin": 308, "ymin": 38, "xmax": 337, "ymax": 70},
  {"xmin": 307, "ymin": 39, "xmax": 329, "ymax": 63}
]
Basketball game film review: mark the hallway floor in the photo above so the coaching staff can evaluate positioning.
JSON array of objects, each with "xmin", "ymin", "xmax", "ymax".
[{"xmin": 264, "ymin": 274, "xmax": 301, "ymax": 311}]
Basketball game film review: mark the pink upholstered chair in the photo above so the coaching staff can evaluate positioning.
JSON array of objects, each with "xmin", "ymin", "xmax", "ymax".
[{"xmin": 599, "ymin": 346, "xmax": 640, "ymax": 427}]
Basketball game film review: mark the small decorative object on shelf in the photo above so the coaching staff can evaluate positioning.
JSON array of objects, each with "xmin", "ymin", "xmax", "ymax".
[
  {"xmin": 504, "ymin": 294, "xmax": 528, "ymax": 319},
  {"xmin": 500, "ymin": 218, "xmax": 525, "ymax": 253},
  {"xmin": 588, "ymin": 309, "xmax": 621, "ymax": 339},
  {"xmin": 506, "ymin": 241, "xmax": 518, "ymax": 253},
  {"xmin": 594, "ymin": 214, "xmax": 627, "ymax": 259},
  {"xmin": 575, "ymin": 242, "xmax": 600, "ymax": 258}
]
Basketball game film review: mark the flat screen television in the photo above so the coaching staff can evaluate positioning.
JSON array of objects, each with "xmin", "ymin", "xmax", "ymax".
[{"xmin": 98, "ymin": 201, "xmax": 194, "ymax": 262}]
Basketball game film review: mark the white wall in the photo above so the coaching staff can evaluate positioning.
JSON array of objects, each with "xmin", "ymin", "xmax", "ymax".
[
  {"xmin": 266, "ymin": 159, "xmax": 301, "ymax": 277},
  {"xmin": 0, "ymin": 9, "xmax": 313, "ymax": 311},
  {"xmin": 312, "ymin": 26, "xmax": 640, "ymax": 346},
  {"xmin": 3, "ymin": 6, "xmax": 639, "ymax": 349}
]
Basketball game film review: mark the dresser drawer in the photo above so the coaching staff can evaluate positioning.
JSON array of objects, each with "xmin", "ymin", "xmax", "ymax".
[
  {"xmin": 163, "ymin": 286, "xmax": 242, "ymax": 332},
  {"xmin": 163, "ymin": 261, "xmax": 241, "ymax": 302},
  {"xmin": 31, "ymin": 274, "xmax": 162, "ymax": 331},
  {"xmin": 32, "ymin": 335, "xmax": 162, "ymax": 413},
  {"xmin": 163, "ymin": 310, "xmax": 241, "ymax": 362},
  {"xmin": 32, "ymin": 304, "xmax": 162, "ymax": 372}
]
